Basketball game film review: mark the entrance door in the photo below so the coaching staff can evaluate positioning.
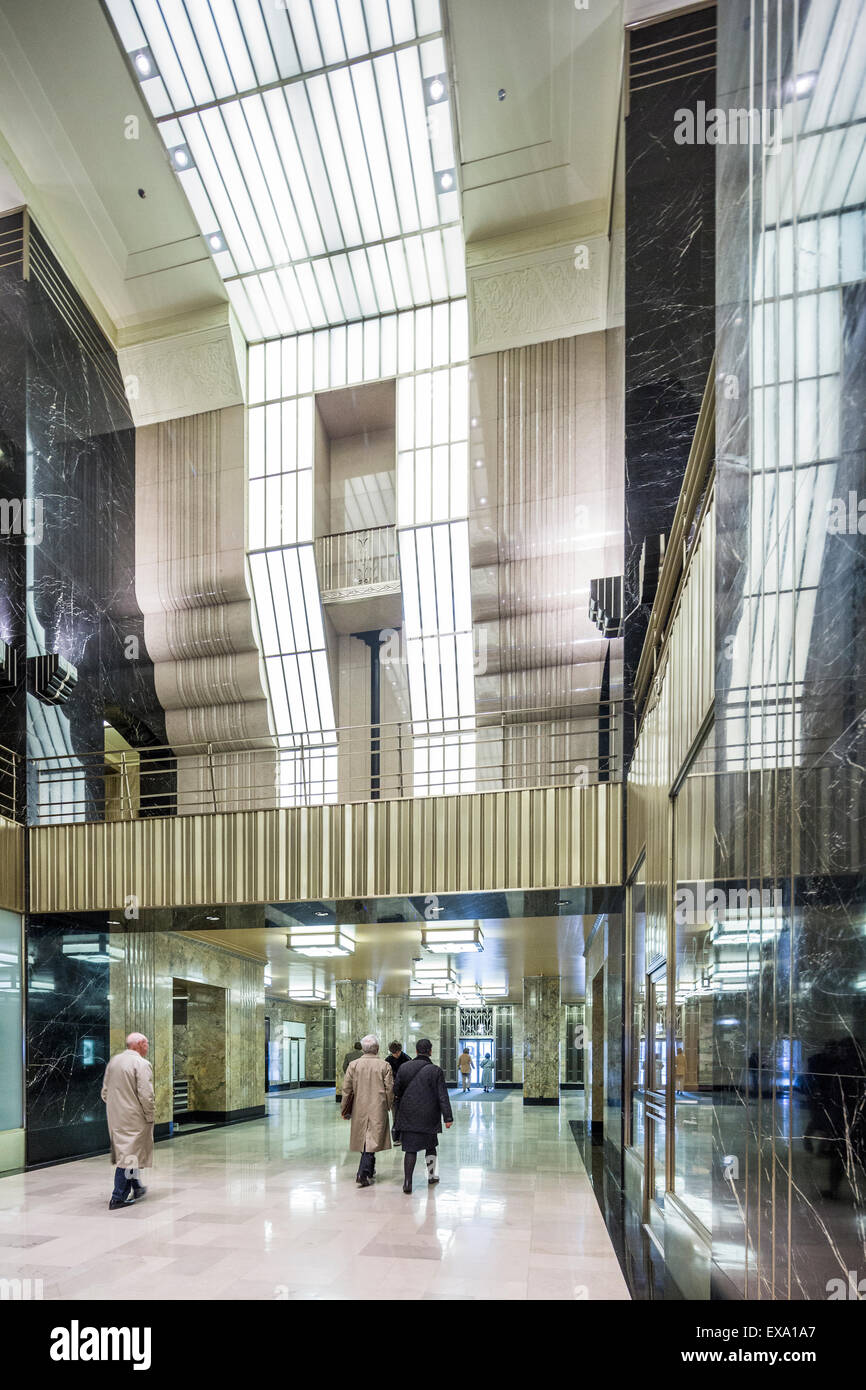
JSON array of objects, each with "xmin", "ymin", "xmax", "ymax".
[
  {"xmin": 644, "ymin": 962, "xmax": 668, "ymax": 1245},
  {"xmin": 458, "ymin": 1039, "xmax": 494, "ymax": 1086}
]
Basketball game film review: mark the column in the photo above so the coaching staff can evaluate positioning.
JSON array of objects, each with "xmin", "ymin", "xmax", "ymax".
[
  {"xmin": 376, "ymin": 994, "xmax": 408, "ymax": 1054},
  {"xmin": 335, "ymin": 979, "xmax": 377, "ymax": 1099},
  {"xmin": 523, "ymin": 975, "xmax": 561, "ymax": 1105}
]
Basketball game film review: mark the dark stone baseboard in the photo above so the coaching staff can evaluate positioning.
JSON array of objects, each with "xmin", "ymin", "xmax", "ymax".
[
  {"xmin": 175, "ymin": 1105, "xmax": 266, "ymax": 1125},
  {"xmin": 522, "ymin": 1096, "xmax": 560, "ymax": 1106}
]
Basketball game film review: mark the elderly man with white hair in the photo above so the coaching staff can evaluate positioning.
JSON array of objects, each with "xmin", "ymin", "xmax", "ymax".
[
  {"xmin": 101, "ymin": 1032, "xmax": 155, "ymax": 1210},
  {"xmin": 340, "ymin": 1034, "xmax": 394, "ymax": 1187}
]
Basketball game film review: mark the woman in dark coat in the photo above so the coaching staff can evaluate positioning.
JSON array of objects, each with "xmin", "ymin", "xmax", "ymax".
[{"xmin": 393, "ymin": 1038, "xmax": 454, "ymax": 1193}]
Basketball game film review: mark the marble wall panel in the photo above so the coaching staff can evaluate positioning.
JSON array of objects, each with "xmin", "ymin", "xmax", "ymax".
[{"xmin": 523, "ymin": 975, "xmax": 561, "ymax": 1103}]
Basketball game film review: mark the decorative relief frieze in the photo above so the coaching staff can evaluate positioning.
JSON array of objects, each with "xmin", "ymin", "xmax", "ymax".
[
  {"xmin": 468, "ymin": 236, "xmax": 608, "ymax": 354},
  {"xmin": 119, "ymin": 321, "xmax": 244, "ymax": 426}
]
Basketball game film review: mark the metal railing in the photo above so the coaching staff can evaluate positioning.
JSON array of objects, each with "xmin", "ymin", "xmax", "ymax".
[
  {"xmin": 314, "ymin": 524, "xmax": 399, "ymax": 592},
  {"xmin": 27, "ymin": 700, "xmax": 621, "ymax": 825},
  {"xmin": 0, "ymin": 743, "xmax": 20, "ymax": 822}
]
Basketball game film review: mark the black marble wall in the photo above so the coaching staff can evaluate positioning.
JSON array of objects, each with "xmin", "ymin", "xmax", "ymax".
[
  {"xmin": 26, "ymin": 920, "xmax": 111, "ymax": 1166},
  {"xmin": 714, "ymin": 0, "xmax": 866, "ymax": 1300},
  {"xmin": 624, "ymin": 7, "xmax": 717, "ymax": 748},
  {"xmin": 0, "ymin": 212, "xmax": 165, "ymax": 820},
  {"xmin": 0, "ymin": 212, "xmax": 167, "ymax": 1164}
]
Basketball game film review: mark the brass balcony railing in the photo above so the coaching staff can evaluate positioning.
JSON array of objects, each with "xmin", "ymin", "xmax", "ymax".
[
  {"xmin": 27, "ymin": 700, "xmax": 621, "ymax": 826},
  {"xmin": 315, "ymin": 524, "xmax": 399, "ymax": 592}
]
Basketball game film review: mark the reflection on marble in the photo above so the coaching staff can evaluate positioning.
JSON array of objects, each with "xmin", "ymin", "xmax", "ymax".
[
  {"xmin": 714, "ymin": 0, "xmax": 866, "ymax": 1299},
  {"xmin": 26, "ymin": 925, "xmax": 111, "ymax": 1165},
  {"xmin": 523, "ymin": 975, "xmax": 561, "ymax": 1103}
]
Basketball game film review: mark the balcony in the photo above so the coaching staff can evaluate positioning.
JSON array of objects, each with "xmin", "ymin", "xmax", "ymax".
[{"xmin": 314, "ymin": 524, "xmax": 401, "ymax": 633}]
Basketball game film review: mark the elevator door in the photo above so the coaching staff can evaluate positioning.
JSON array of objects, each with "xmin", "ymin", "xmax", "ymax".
[
  {"xmin": 458, "ymin": 1039, "xmax": 494, "ymax": 1085},
  {"xmin": 644, "ymin": 962, "xmax": 668, "ymax": 1246}
]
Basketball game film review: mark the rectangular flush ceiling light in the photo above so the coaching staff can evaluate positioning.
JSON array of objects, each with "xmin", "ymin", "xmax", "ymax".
[
  {"xmin": 421, "ymin": 923, "xmax": 483, "ymax": 953},
  {"xmin": 105, "ymin": 0, "xmax": 461, "ymax": 341},
  {"xmin": 286, "ymin": 926, "xmax": 356, "ymax": 957}
]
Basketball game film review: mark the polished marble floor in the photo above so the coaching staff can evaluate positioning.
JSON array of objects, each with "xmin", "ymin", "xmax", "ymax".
[{"xmin": 0, "ymin": 1092, "xmax": 629, "ymax": 1301}]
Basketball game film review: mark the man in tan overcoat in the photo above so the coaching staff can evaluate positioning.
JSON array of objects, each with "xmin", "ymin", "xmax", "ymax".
[
  {"xmin": 341, "ymin": 1034, "xmax": 394, "ymax": 1187},
  {"xmin": 101, "ymin": 1032, "xmax": 155, "ymax": 1210}
]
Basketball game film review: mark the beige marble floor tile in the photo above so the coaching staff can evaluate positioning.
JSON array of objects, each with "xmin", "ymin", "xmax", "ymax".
[{"xmin": 0, "ymin": 1093, "xmax": 628, "ymax": 1302}]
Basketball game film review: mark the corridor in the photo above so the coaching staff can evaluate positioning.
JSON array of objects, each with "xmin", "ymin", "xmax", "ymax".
[{"xmin": 0, "ymin": 1094, "xmax": 628, "ymax": 1301}]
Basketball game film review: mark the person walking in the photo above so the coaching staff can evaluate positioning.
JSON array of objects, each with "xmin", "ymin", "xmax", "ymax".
[
  {"xmin": 386, "ymin": 1041, "xmax": 411, "ymax": 1078},
  {"xmin": 341, "ymin": 1035, "xmax": 394, "ymax": 1188},
  {"xmin": 458, "ymin": 1046, "xmax": 473, "ymax": 1091},
  {"xmin": 480, "ymin": 1054, "xmax": 495, "ymax": 1092},
  {"xmin": 101, "ymin": 1032, "xmax": 154, "ymax": 1210},
  {"xmin": 393, "ymin": 1038, "xmax": 453, "ymax": 1194},
  {"xmin": 341, "ymin": 1039, "xmax": 363, "ymax": 1075}
]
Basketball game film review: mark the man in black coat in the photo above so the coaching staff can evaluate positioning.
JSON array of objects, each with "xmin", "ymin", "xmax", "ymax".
[
  {"xmin": 386, "ymin": 1041, "xmax": 411, "ymax": 1077},
  {"xmin": 393, "ymin": 1038, "xmax": 453, "ymax": 1193}
]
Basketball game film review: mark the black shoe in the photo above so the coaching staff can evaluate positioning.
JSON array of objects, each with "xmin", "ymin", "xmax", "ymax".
[
  {"xmin": 131, "ymin": 1186, "xmax": 147, "ymax": 1201},
  {"xmin": 109, "ymin": 1196, "xmax": 134, "ymax": 1210},
  {"xmin": 358, "ymin": 1174, "xmax": 372, "ymax": 1188},
  {"xmin": 428, "ymin": 1177, "xmax": 440, "ymax": 1185},
  {"xmin": 403, "ymin": 1182, "xmax": 412, "ymax": 1194}
]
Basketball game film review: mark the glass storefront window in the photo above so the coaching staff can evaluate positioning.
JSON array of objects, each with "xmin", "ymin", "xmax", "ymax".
[
  {"xmin": 630, "ymin": 861, "xmax": 647, "ymax": 1153},
  {"xmin": 0, "ymin": 910, "xmax": 23, "ymax": 1131},
  {"xmin": 672, "ymin": 725, "xmax": 715, "ymax": 1232}
]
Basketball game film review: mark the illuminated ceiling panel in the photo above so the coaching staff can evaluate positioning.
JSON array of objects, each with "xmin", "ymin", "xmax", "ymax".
[{"xmin": 105, "ymin": 0, "xmax": 460, "ymax": 340}]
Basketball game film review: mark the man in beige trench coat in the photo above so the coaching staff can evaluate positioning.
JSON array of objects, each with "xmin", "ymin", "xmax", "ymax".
[
  {"xmin": 101, "ymin": 1032, "xmax": 155, "ymax": 1210},
  {"xmin": 341, "ymin": 1034, "xmax": 394, "ymax": 1187}
]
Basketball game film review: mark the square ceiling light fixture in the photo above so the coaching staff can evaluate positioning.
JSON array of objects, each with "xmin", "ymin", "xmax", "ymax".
[
  {"xmin": 421, "ymin": 923, "xmax": 483, "ymax": 954},
  {"xmin": 410, "ymin": 963, "xmax": 457, "ymax": 999},
  {"xmin": 288, "ymin": 971, "xmax": 328, "ymax": 1003},
  {"xmin": 286, "ymin": 925, "xmax": 356, "ymax": 958}
]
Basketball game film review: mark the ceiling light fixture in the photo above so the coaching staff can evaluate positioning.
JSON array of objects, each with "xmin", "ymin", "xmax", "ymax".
[
  {"xmin": 289, "ymin": 983, "xmax": 327, "ymax": 1003},
  {"xmin": 437, "ymin": 169, "xmax": 456, "ymax": 193},
  {"xmin": 207, "ymin": 231, "xmax": 227, "ymax": 253},
  {"xmin": 421, "ymin": 923, "xmax": 484, "ymax": 954},
  {"xmin": 426, "ymin": 75, "xmax": 447, "ymax": 104},
  {"xmin": 170, "ymin": 145, "xmax": 193, "ymax": 171},
  {"xmin": 286, "ymin": 926, "xmax": 356, "ymax": 958},
  {"xmin": 131, "ymin": 47, "xmax": 155, "ymax": 79}
]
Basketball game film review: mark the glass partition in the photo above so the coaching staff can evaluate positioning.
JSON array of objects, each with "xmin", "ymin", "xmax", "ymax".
[{"xmin": 672, "ymin": 724, "xmax": 715, "ymax": 1231}]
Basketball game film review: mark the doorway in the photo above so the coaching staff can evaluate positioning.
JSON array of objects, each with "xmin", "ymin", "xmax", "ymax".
[{"xmin": 457, "ymin": 1038, "xmax": 494, "ymax": 1087}]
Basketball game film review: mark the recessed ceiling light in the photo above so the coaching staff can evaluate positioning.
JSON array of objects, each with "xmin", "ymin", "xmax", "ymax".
[
  {"xmin": 207, "ymin": 231, "xmax": 226, "ymax": 253},
  {"xmin": 474, "ymin": 459, "xmax": 483, "ymax": 468},
  {"xmin": 170, "ymin": 145, "xmax": 193, "ymax": 172},
  {"xmin": 131, "ymin": 47, "xmax": 155, "ymax": 79},
  {"xmin": 426, "ymin": 75, "xmax": 447, "ymax": 104},
  {"xmin": 436, "ymin": 169, "xmax": 456, "ymax": 193},
  {"xmin": 479, "ymin": 497, "xmax": 487, "ymax": 505}
]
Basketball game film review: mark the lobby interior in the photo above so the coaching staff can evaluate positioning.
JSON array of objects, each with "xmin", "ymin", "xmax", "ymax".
[{"xmin": 1, "ymin": 0, "xmax": 865, "ymax": 1306}]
